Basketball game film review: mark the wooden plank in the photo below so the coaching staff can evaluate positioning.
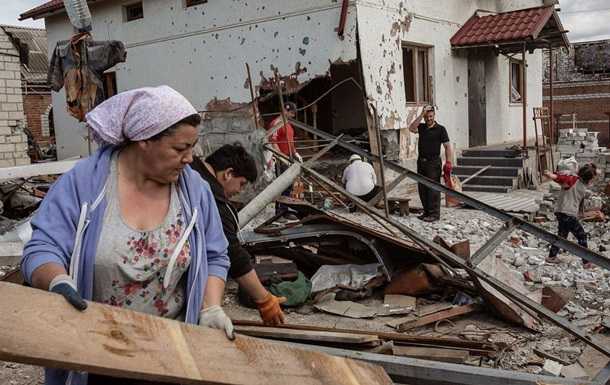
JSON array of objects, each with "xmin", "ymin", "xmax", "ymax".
[
  {"xmin": 233, "ymin": 320, "xmax": 496, "ymax": 353},
  {"xmin": 234, "ymin": 325, "xmax": 380, "ymax": 346},
  {"xmin": 392, "ymin": 346, "xmax": 469, "ymax": 364},
  {"xmin": 396, "ymin": 304, "xmax": 480, "ymax": 332},
  {"xmin": 0, "ymin": 283, "xmax": 392, "ymax": 385},
  {"xmin": 0, "ymin": 159, "xmax": 78, "ymax": 181}
]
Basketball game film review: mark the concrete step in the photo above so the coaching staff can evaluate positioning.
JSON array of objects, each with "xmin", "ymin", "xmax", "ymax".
[
  {"xmin": 453, "ymin": 166, "xmax": 520, "ymax": 177},
  {"xmin": 457, "ymin": 157, "xmax": 524, "ymax": 168},
  {"xmin": 458, "ymin": 175, "xmax": 516, "ymax": 187},
  {"xmin": 461, "ymin": 149, "xmax": 522, "ymax": 158},
  {"xmin": 462, "ymin": 184, "xmax": 512, "ymax": 193}
]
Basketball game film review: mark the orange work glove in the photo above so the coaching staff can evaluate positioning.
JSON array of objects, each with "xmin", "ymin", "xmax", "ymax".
[{"xmin": 255, "ymin": 292, "xmax": 287, "ymax": 325}]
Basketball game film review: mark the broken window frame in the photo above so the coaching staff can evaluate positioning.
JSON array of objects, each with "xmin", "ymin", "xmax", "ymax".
[
  {"xmin": 185, "ymin": 0, "xmax": 207, "ymax": 7},
  {"xmin": 123, "ymin": 2, "xmax": 144, "ymax": 22},
  {"xmin": 402, "ymin": 43, "xmax": 432, "ymax": 105},
  {"xmin": 509, "ymin": 58, "xmax": 524, "ymax": 104}
]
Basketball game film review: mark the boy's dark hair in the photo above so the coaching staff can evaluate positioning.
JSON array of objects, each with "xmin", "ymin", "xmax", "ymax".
[
  {"xmin": 206, "ymin": 143, "xmax": 258, "ymax": 183},
  {"xmin": 578, "ymin": 163, "xmax": 597, "ymax": 184},
  {"xmin": 149, "ymin": 114, "xmax": 202, "ymax": 141}
]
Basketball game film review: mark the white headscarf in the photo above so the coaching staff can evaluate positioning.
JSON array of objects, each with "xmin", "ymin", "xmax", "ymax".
[{"xmin": 86, "ymin": 85, "xmax": 198, "ymax": 145}]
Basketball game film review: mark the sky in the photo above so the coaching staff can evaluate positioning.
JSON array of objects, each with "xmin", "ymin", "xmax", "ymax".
[{"xmin": 0, "ymin": 0, "xmax": 609, "ymax": 42}]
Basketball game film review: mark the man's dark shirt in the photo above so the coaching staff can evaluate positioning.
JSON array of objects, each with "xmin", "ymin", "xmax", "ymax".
[
  {"xmin": 418, "ymin": 122, "xmax": 449, "ymax": 160},
  {"xmin": 191, "ymin": 157, "xmax": 253, "ymax": 279}
]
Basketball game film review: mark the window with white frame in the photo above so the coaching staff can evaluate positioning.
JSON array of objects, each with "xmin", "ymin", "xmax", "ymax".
[
  {"xmin": 402, "ymin": 44, "xmax": 431, "ymax": 104},
  {"xmin": 510, "ymin": 59, "xmax": 524, "ymax": 103}
]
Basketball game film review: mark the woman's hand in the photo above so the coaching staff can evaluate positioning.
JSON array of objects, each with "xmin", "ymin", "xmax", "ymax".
[{"xmin": 199, "ymin": 305, "xmax": 234, "ymax": 340}]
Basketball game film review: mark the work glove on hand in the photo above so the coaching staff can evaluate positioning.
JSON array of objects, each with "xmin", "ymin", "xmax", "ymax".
[
  {"xmin": 49, "ymin": 274, "xmax": 87, "ymax": 311},
  {"xmin": 199, "ymin": 305, "xmax": 235, "ymax": 340},
  {"xmin": 294, "ymin": 153, "xmax": 303, "ymax": 163},
  {"xmin": 255, "ymin": 292, "xmax": 287, "ymax": 326},
  {"xmin": 443, "ymin": 161, "xmax": 452, "ymax": 177}
]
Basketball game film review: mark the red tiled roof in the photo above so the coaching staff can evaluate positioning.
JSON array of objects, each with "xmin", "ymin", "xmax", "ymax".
[
  {"xmin": 20, "ymin": 0, "xmax": 104, "ymax": 21},
  {"xmin": 450, "ymin": 6, "xmax": 555, "ymax": 47}
]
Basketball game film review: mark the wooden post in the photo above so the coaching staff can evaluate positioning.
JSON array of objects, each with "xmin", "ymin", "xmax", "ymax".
[
  {"xmin": 548, "ymin": 44, "xmax": 554, "ymax": 145},
  {"xmin": 245, "ymin": 63, "xmax": 259, "ymax": 130}
]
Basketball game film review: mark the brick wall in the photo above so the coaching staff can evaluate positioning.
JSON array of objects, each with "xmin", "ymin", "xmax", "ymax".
[
  {"xmin": 543, "ymin": 41, "xmax": 610, "ymax": 148},
  {"xmin": 23, "ymin": 93, "xmax": 52, "ymax": 145},
  {"xmin": 0, "ymin": 29, "xmax": 30, "ymax": 167}
]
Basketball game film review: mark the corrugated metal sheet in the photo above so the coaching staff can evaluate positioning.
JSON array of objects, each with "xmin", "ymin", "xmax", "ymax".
[
  {"xmin": 0, "ymin": 25, "xmax": 48, "ymax": 83},
  {"xmin": 464, "ymin": 190, "xmax": 544, "ymax": 214}
]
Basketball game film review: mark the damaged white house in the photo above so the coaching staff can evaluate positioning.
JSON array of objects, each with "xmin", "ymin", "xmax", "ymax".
[{"xmin": 22, "ymin": 0, "xmax": 567, "ymax": 179}]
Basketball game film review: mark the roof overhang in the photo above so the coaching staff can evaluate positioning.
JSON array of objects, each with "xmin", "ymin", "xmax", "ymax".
[
  {"xmin": 450, "ymin": 6, "xmax": 570, "ymax": 54},
  {"xmin": 20, "ymin": 0, "xmax": 107, "ymax": 21}
]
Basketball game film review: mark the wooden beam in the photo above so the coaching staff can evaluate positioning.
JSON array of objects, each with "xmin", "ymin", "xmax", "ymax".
[
  {"xmin": 0, "ymin": 283, "xmax": 392, "ymax": 385},
  {"xmin": 0, "ymin": 159, "xmax": 79, "ymax": 181},
  {"xmin": 234, "ymin": 325, "xmax": 380, "ymax": 346},
  {"xmin": 395, "ymin": 304, "xmax": 480, "ymax": 332}
]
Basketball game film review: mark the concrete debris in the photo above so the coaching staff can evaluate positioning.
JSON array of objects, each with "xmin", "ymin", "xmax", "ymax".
[{"xmin": 542, "ymin": 359, "xmax": 563, "ymax": 376}]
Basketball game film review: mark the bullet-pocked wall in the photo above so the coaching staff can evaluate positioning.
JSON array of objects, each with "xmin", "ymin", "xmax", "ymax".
[
  {"xmin": 45, "ymin": 0, "xmax": 359, "ymax": 159},
  {"xmin": 355, "ymin": 0, "xmax": 545, "ymax": 162}
]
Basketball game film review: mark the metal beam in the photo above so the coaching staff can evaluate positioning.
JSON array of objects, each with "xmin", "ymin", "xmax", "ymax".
[
  {"xmin": 593, "ymin": 362, "xmax": 610, "ymax": 385},
  {"xmin": 291, "ymin": 157, "xmax": 610, "ymax": 358},
  {"xmin": 289, "ymin": 119, "xmax": 610, "ymax": 272},
  {"xmin": 279, "ymin": 341, "xmax": 594, "ymax": 385},
  {"xmin": 470, "ymin": 219, "xmax": 517, "ymax": 266}
]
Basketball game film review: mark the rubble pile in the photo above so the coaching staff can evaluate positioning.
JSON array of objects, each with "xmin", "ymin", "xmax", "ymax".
[{"xmin": 557, "ymin": 128, "xmax": 610, "ymax": 183}]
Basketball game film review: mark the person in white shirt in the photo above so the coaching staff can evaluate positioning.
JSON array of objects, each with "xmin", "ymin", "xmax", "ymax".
[{"xmin": 342, "ymin": 154, "xmax": 379, "ymax": 211}]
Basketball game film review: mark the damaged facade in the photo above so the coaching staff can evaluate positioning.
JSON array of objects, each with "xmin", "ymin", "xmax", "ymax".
[
  {"xmin": 24, "ymin": 0, "xmax": 547, "ymax": 163},
  {"xmin": 543, "ymin": 39, "xmax": 610, "ymax": 147}
]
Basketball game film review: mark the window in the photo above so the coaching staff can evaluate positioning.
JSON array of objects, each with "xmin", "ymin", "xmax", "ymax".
[
  {"xmin": 124, "ymin": 2, "xmax": 143, "ymax": 22},
  {"xmin": 186, "ymin": 0, "xmax": 207, "ymax": 7},
  {"xmin": 402, "ymin": 44, "xmax": 430, "ymax": 104},
  {"xmin": 510, "ymin": 60, "xmax": 523, "ymax": 103}
]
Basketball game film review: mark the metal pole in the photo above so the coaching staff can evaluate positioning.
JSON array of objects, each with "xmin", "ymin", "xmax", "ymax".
[
  {"xmin": 548, "ymin": 45, "xmax": 554, "ymax": 145},
  {"xmin": 245, "ymin": 63, "xmax": 259, "ymax": 130},
  {"xmin": 372, "ymin": 105, "xmax": 390, "ymax": 218},
  {"xmin": 522, "ymin": 43, "xmax": 528, "ymax": 152}
]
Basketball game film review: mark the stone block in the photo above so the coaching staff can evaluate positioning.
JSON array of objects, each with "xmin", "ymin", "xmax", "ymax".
[
  {"xmin": 1, "ymin": 103, "xmax": 17, "ymax": 112},
  {"xmin": 0, "ymin": 143, "xmax": 15, "ymax": 153},
  {"xmin": 4, "ymin": 62, "xmax": 19, "ymax": 71},
  {"xmin": 8, "ymin": 134, "xmax": 22, "ymax": 143},
  {"xmin": 542, "ymin": 360, "xmax": 562, "ymax": 376},
  {"xmin": 8, "ymin": 111, "xmax": 23, "ymax": 120},
  {"xmin": 0, "ymin": 70, "xmax": 14, "ymax": 79},
  {"xmin": 0, "ymin": 127, "xmax": 9, "ymax": 136},
  {"xmin": 0, "ymin": 42, "xmax": 14, "ymax": 50},
  {"xmin": 0, "ymin": 159, "xmax": 15, "ymax": 167},
  {"xmin": 15, "ymin": 157, "xmax": 30, "ymax": 166},
  {"xmin": 6, "ymin": 79, "xmax": 21, "ymax": 88},
  {"xmin": 6, "ymin": 94, "xmax": 21, "ymax": 103},
  {"xmin": 14, "ymin": 143, "xmax": 27, "ymax": 152}
]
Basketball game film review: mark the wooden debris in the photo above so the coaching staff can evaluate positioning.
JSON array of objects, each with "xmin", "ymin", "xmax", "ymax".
[
  {"xmin": 0, "ymin": 283, "xmax": 392, "ymax": 385},
  {"xmin": 416, "ymin": 302, "xmax": 454, "ymax": 317},
  {"xmin": 0, "ymin": 159, "xmax": 78, "ymax": 181},
  {"xmin": 534, "ymin": 348, "xmax": 571, "ymax": 366},
  {"xmin": 234, "ymin": 325, "xmax": 381, "ymax": 347},
  {"xmin": 392, "ymin": 304, "xmax": 481, "ymax": 332},
  {"xmin": 541, "ymin": 287, "xmax": 574, "ymax": 313},
  {"xmin": 392, "ymin": 346, "xmax": 470, "ymax": 364},
  {"xmin": 232, "ymin": 320, "xmax": 497, "ymax": 354}
]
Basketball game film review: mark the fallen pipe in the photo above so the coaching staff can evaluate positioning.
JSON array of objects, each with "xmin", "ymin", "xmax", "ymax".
[{"xmin": 238, "ymin": 163, "xmax": 301, "ymax": 228}]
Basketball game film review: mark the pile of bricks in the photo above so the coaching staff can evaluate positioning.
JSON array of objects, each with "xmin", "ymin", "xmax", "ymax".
[
  {"xmin": 0, "ymin": 29, "xmax": 30, "ymax": 167},
  {"xmin": 557, "ymin": 128, "xmax": 610, "ymax": 182}
]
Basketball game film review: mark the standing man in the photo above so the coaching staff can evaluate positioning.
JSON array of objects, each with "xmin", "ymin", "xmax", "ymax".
[
  {"xmin": 408, "ymin": 105, "xmax": 453, "ymax": 222},
  {"xmin": 342, "ymin": 154, "xmax": 379, "ymax": 211},
  {"xmin": 267, "ymin": 102, "xmax": 302, "ymax": 218},
  {"xmin": 191, "ymin": 143, "xmax": 286, "ymax": 325}
]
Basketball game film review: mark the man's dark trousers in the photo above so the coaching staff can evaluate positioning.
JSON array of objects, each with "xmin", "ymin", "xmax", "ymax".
[{"xmin": 417, "ymin": 158, "xmax": 441, "ymax": 218}]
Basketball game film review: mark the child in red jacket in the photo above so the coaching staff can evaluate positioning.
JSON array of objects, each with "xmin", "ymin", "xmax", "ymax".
[{"xmin": 543, "ymin": 163, "xmax": 597, "ymax": 267}]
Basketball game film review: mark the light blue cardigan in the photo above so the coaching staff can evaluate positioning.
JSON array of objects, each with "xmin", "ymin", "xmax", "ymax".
[{"xmin": 22, "ymin": 145, "xmax": 229, "ymax": 385}]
